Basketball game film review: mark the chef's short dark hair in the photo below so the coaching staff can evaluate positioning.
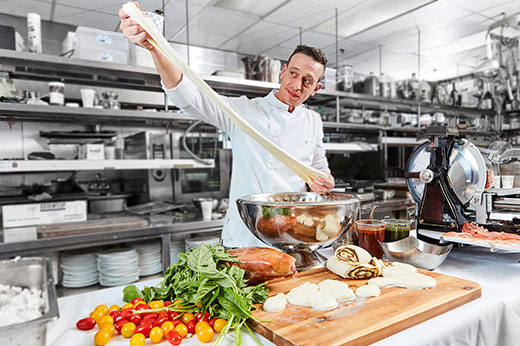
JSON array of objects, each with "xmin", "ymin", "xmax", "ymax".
[{"xmin": 287, "ymin": 45, "xmax": 327, "ymax": 77}]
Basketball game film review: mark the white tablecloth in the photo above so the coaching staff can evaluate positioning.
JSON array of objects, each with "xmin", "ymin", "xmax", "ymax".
[{"xmin": 46, "ymin": 247, "xmax": 520, "ymax": 346}]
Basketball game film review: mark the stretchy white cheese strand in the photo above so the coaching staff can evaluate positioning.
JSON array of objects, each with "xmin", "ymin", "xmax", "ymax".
[{"xmin": 123, "ymin": 2, "xmax": 327, "ymax": 186}]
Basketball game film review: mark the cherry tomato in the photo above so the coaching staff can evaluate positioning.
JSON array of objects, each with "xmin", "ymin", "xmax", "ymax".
[
  {"xmin": 158, "ymin": 310, "xmax": 169, "ymax": 320},
  {"xmin": 172, "ymin": 319, "xmax": 183, "ymax": 327},
  {"xmin": 89, "ymin": 310, "xmax": 105, "ymax": 323},
  {"xmin": 161, "ymin": 321, "xmax": 175, "ymax": 336},
  {"xmin": 108, "ymin": 310, "xmax": 119, "ymax": 318},
  {"xmin": 121, "ymin": 322, "xmax": 136, "ymax": 338},
  {"xmin": 113, "ymin": 315, "xmax": 128, "ymax": 324},
  {"xmin": 174, "ymin": 323, "xmax": 188, "ymax": 338},
  {"xmin": 76, "ymin": 317, "xmax": 96, "ymax": 330},
  {"xmin": 100, "ymin": 324, "xmax": 115, "ymax": 337},
  {"xmin": 149, "ymin": 300, "xmax": 165, "ymax": 309},
  {"xmin": 141, "ymin": 313, "xmax": 158, "ymax": 322},
  {"xmin": 166, "ymin": 330, "xmax": 182, "ymax": 345},
  {"xmin": 109, "ymin": 304, "xmax": 120, "ymax": 312},
  {"xmin": 135, "ymin": 323, "xmax": 153, "ymax": 338},
  {"xmin": 168, "ymin": 311, "xmax": 180, "ymax": 320},
  {"xmin": 129, "ymin": 313, "xmax": 142, "ymax": 324},
  {"xmin": 98, "ymin": 315, "xmax": 114, "ymax": 327},
  {"xmin": 208, "ymin": 318, "xmax": 217, "ymax": 329},
  {"xmin": 130, "ymin": 333, "xmax": 146, "ymax": 346},
  {"xmin": 150, "ymin": 326, "xmax": 164, "ymax": 344},
  {"xmin": 115, "ymin": 319, "xmax": 129, "ymax": 334},
  {"xmin": 134, "ymin": 301, "xmax": 148, "ymax": 308},
  {"xmin": 121, "ymin": 303, "xmax": 134, "ymax": 310},
  {"xmin": 164, "ymin": 300, "xmax": 172, "ymax": 307},
  {"xmin": 181, "ymin": 313, "xmax": 195, "ymax": 324},
  {"xmin": 135, "ymin": 304, "xmax": 151, "ymax": 312},
  {"xmin": 213, "ymin": 318, "xmax": 227, "ymax": 333},
  {"xmin": 173, "ymin": 299, "xmax": 182, "ymax": 305},
  {"xmin": 195, "ymin": 321, "xmax": 209, "ymax": 333},
  {"xmin": 195, "ymin": 311, "xmax": 210, "ymax": 322},
  {"xmin": 131, "ymin": 297, "xmax": 144, "ymax": 305},
  {"xmin": 154, "ymin": 316, "xmax": 169, "ymax": 328},
  {"xmin": 95, "ymin": 305, "xmax": 109, "ymax": 314},
  {"xmin": 186, "ymin": 319, "xmax": 196, "ymax": 334},
  {"xmin": 120, "ymin": 309, "xmax": 134, "ymax": 319},
  {"xmin": 93, "ymin": 329, "xmax": 112, "ymax": 346},
  {"xmin": 197, "ymin": 326, "xmax": 214, "ymax": 343}
]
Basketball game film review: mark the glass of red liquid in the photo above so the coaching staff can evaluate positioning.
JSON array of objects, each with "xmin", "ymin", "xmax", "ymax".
[{"xmin": 356, "ymin": 219, "xmax": 386, "ymax": 258}]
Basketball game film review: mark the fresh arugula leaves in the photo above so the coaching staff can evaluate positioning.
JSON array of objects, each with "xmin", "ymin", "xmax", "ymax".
[{"xmin": 123, "ymin": 244, "xmax": 268, "ymax": 346}]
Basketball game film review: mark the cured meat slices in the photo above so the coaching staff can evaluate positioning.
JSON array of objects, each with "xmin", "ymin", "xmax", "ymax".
[{"xmin": 443, "ymin": 222, "xmax": 520, "ymax": 246}]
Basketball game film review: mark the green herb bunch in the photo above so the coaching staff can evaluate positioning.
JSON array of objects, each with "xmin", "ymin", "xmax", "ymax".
[{"xmin": 123, "ymin": 244, "xmax": 269, "ymax": 345}]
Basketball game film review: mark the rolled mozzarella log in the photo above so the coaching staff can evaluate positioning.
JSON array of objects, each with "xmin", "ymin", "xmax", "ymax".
[
  {"xmin": 326, "ymin": 256, "xmax": 352, "ymax": 278},
  {"xmin": 263, "ymin": 293, "xmax": 287, "ymax": 312},
  {"xmin": 355, "ymin": 284, "xmax": 381, "ymax": 298},
  {"xmin": 309, "ymin": 292, "xmax": 339, "ymax": 310},
  {"xmin": 368, "ymin": 277, "xmax": 395, "ymax": 288},
  {"xmin": 392, "ymin": 272, "xmax": 437, "ymax": 290},
  {"xmin": 318, "ymin": 279, "xmax": 355, "ymax": 301},
  {"xmin": 335, "ymin": 245, "xmax": 372, "ymax": 264}
]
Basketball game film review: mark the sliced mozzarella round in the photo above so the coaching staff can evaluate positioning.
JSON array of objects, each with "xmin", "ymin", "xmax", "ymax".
[
  {"xmin": 318, "ymin": 279, "xmax": 355, "ymax": 301},
  {"xmin": 368, "ymin": 277, "xmax": 395, "ymax": 288},
  {"xmin": 392, "ymin": 272, "xmax": 437, "ymax": 290},
  {"xmin": 286, "ymin": 286, "xmax": 313, "ymax": 306},
  {"xmin": 309, "ymin": 292, "xmax": 338, "ymax": 310},
  {"xmin": 355, "ymin": 284, "xmax": 381, "ymax": 298},
  {"xmin": 263, "ymin": 293, "xmax": 287, "ymax": 312}
]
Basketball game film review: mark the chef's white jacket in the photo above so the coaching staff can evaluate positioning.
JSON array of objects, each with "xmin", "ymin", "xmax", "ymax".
[{"xmin": 164, "ymin": 77, "xmax": 330, "ymax": 247}]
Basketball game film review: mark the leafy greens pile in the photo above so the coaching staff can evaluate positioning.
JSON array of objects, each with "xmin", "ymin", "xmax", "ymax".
[{"xmin": 123, "ymin": 244, "xmax": 269, "ymax": 345}]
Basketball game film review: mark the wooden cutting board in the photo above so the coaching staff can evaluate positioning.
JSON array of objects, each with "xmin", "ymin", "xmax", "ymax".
[{"xmin": 249, "ymin": 267, "xmax": 481, "ymax": 346}]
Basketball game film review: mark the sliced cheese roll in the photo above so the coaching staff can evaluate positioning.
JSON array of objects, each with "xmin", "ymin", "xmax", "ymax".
[{"xmin": 335, "ymin": 245, "xmax": 372, "ymax": 264}]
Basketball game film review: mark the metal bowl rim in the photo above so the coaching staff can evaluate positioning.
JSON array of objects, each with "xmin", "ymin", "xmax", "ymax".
[{"xmin": 236, "ymin": 192, "xmax": 360, "ymax": 207}]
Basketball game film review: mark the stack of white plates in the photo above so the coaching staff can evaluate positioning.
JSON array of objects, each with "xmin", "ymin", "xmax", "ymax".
[
  {"xmin": 170, "ymin": 240, "xmax": 185, "ymax": 265},
  {"xmin": 60, "ymin": 252, "xmax": 98, "ymax": 288},
  {"xmin": 96, "ymin": 248, "xmax": 139, "ymax": 286},
  {"xmin": 185, "ymin": 235, "xmax": 221, "ymax": 252},
  {"xmin": 134, "ymin": 242, "xmax": 162, "ymax": 276}
]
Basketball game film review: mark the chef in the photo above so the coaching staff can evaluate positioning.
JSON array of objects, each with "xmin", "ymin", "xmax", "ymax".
[{"xmin": 119, "ymin": 5, "xmax": 335, "ymax": 248}]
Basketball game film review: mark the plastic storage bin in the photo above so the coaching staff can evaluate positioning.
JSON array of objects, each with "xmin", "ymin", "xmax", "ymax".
[{"xmin": 74, "ymin": 26, "xmax": 128, "ymax": 64}]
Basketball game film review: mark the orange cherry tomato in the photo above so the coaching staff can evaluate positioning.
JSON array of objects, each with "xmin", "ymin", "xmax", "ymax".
[
  {"xmin": 149, "ymin": 300, "xmax": 165, "ymax": 309},
  {"xmin": 197, "ymin": 325, "xmax": 214, "ymax": 343},
  {"xmin": 213, "ymin": 318, "xmax": 227, "ymax": 333},
  {"xmin": 89, "ymin": 310, "xmax": 105, "ymax": 324},
  {"xmin": 161, "ymin": 321, "xmax": 175, "ymax": 336},
  {"xmin": 121, "ymin": 303, "xmax": 134, "ymax": 310},
  {"xmin": 174, "ymin": 323, "xmax": 188, "ymax": 338},
  {"xmin": 108, "ymin": 304, "xmax": 120, "ymax": 313},
  {"xmin": 98, "ymin": 315, "xmax": 114, "ymax": 327},
  {"xmin": 121, "ymin": 322, "xmax": 136, "ymax": 338},
  {"xmin": 95, "ymin": 305, "xmax": 109, "ymax": 314},
  {"xmin": 149, "ymin": 326, "xmax": 164, "ymax": 344},
  {"xmin": 130, "ymin": 333, "xmax": 146, "ymax": 346},
  {"xmin": 93, "ymin": 329, "xmax": 112, "ymax": 346},
  {"xmin": 100, "ymin": 324, "xmax": 115, "ymax": 337},
  {"xmin": 181, "ymin": 312, "xmax": 195, "ymax": 324},
  {"xmin": 195, "ymin": 321, "xmax": 209, "ymax": 333}
]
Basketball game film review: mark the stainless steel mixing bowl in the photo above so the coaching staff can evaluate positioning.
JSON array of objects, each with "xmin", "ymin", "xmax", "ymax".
[
  {"xmin": 379, "ymin": 236, "xmax": 453, "ymax": 270},
  {"xmin": 236, "ymin": 192, "xmax": 360, "ymax": 270}
]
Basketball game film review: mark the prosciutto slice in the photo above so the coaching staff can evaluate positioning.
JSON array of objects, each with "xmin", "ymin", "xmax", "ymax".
[{"xmin": 227, "ymin": 247, "xmax": 296, "ymax": 284}]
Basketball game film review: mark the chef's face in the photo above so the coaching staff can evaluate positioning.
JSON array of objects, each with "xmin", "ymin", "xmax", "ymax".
[{"xmin": 277, "ymin": 53, "xmax": 324, "ymax": 107}]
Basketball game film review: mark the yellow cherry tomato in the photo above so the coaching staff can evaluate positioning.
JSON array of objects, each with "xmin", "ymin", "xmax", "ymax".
[
  {"xmin": 89, "ymin": 310, "xmax": 105, "ymax": 324},
  {"xmin": 174, "ymin": 299, "xmax": 183, "ymax": 305},
  {"xmin": 181, "ymin": 312, "xmax": 195, "ymax": 324},
  {"xmin": 121, "ymin": 322, "xmax": 136, "ymax": 338},
  {"xmin": 195, "ymin": 321, "xmax": 209, "ymax": 333},
  {"xmin": 95, "ymin": 305, "xmax": 109, "ymax": 314},
  {"xmin": 149, "ymin": 300, "xmax": 165, "ymax": 310},
  {"xmin": 98, "ymin": 315, "xmax": 114, "ymax": 327},
  {"xmin": 108, "ymin": 304, "xmax": 120, "ymax": 313},
  {"xmin": 175, "ymin": 323, "xmax": 188, "ymax": 338},
  {"xmin": 130, "ymin": 333, "xmax": 146, "ymax": 346},
  {"xmin": 94, "ymin": 329, "xmax": 112, "ymax": 346},
  {"xmin": 197, "ymin": 325, "xmax": 214, "ymax": 343},
  {"xmin": 161, "ymin": 321, "xmax": 174, "ymax": 336},
  {"xmin": 149, "ymin": 326, "xmax": 164, "ymax": 344},
  {"xmin": 100, "ymin": 324, "xmax": 115, "ymax": 337},
  {"xmin": 121, "ymin": 303, "xmax": 134, "ymax": 310},
  {"xmin": 213, "ymin": 319, "xmax": 227, "ymax": 333},
  {"xmin": 133, "ymin": 300, "xmax": 147, "ymax": 308}
]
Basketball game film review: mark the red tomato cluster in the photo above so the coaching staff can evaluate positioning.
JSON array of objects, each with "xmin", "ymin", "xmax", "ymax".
[{"xmin": 76, "ymin": 297, "xmax": 227, "ymax": 345}]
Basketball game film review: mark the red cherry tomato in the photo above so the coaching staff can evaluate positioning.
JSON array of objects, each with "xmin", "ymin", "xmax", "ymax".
[
  {"xmin": 129, "ymin": 314, "xmax": 142, "ymax": 324},
  {"xmin": 135, "ymin": 323, "xmax": 153, "ymax": 338},
  {"xmin": 195, "ymin": 311, "xmax": 210, "ymax": 322},
  {"xmin": 114, "ymin": 315, "xmax": 128, "ymax": 324},
  {"xmin": 135, "ymin": 304, "xmax": 151, "ymax": 311},
  {"xmin": 158, "ymin": 311, "xmax": 169, "ymax": 320},
  {"xmin": 166, "ymin": 330, "xmax": 182, "ymax": 345},
  {"xmin": 115, "ymin": 320, "xmax": 129, "ymax": 334},
  {"xmin": 164, "ymin": 301, "xmax": 172, "ymax": 307},
  {"xmin": 208, "ymin": 318, "xmax": 217, "ymax": 329},
  {"xmin": 109, "ymin": 310, "xmax": 119, "ymax": 318},
  {"xmin": 131, "ymin": 297, "xmax": 144, "ymax": 305},
  {"xmin": 142, "ymin": 313, "xmax": 158, "ymax": 322},
  {"xmin": 168, "ymin": 311, "xmax": 180, "ymax": 321},
  {"xmin": 186, "ymin": 320, "xmax": 196, "ymax": 334},
  {"xmin": 172, "ymin": 319, "xmax": 182, "ymax": 326},
  {"xmin": 154, "ymin": 316, "xmax": 169, "ymax": 328},
  {"xmin": 76, "ymin": 317, "xmax": 96, "ymax": 330}
]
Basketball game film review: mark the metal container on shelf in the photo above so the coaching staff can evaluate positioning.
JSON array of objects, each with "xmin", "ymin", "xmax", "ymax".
[
  {"xmin": 0, "ymin": 257, "xmax": 59, "ymax": 346},
  {"xmin": 364, "ymin": 72, "xmax": 379, "ymax": 96}
]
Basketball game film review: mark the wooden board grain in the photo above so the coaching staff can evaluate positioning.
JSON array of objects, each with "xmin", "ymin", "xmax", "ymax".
[{"xmin": 249, "ymin": 267, "xmax": 481, "ymax": 346}]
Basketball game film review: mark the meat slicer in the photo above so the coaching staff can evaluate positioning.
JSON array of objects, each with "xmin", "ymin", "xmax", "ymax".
[{"xmin": 405, "ymin": 126, "xmax": 520, "ymax": 240}]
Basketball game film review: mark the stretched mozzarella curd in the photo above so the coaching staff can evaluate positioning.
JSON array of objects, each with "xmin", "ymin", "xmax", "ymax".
[
  {"xmin": 355, "ymin": 284, "xmax": 381, "ymax": 298},
  {"xmin": 318, "ymin": 279, "xmax": 355, "ymax": 301},
  {"xmin": 309, "ymin": 292, "xmax": 338, "ymax": 310},
  {"xmin": 392, "ymin": 272, "xmax": 437, "ymax": 289},
  {"xmin": 263, "ymin": 293, "xmax": 287, "ymax": 312},
  {"xmin": 368, "ymin": 277, "xmax": 395, "ymax": 288}
]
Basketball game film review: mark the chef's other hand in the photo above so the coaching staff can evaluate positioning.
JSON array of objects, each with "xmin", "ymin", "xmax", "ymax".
[
  {"xmin": 119, "ymin": 2, "xmax": 154, "ymax": 50},
  {"xmin": 309, "ymin": 171, "xmax": 335, "ymax": 194}
]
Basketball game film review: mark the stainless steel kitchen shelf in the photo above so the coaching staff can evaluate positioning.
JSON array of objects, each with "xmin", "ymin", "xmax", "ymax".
[
  {"xmin": 0, "ymin": 159, "xmax": 214, "ymax": 173},
  {"xmin": 0, "ymin": 49, "xmax": 494, "ymax": 120},
  {"xmin": 0, "ymin": 103, "xmax": 193, "ymax": 125}
]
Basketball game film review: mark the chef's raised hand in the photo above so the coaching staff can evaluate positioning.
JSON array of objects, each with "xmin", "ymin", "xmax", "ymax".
[
  {"xmin": 309, "ymin": 171, "xmax": 335, "ymax": 194},
  {"xmin": 119, "ymin": 2, "xmax": 154, "ymax": 50}
]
